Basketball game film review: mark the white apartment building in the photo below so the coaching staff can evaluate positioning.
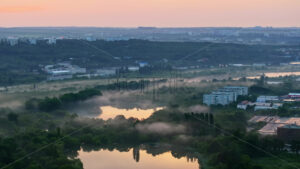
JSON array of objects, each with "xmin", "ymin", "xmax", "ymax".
[
  {"xmin": 203, "ymin": 86, "xmax": 248, "ymax": 106},
  {"xmin": 203, "ymin": 93, "xmax": 232, "ymax": 105},
  {"xmin": 223, "ymin": 86, "xmax": 248, "ymax": 96}
]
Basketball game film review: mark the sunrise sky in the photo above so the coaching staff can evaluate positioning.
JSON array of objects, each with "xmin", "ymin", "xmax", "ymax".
[{"xmin": 0, "ymin": 0, "xmax": 299, "ymax": 27}]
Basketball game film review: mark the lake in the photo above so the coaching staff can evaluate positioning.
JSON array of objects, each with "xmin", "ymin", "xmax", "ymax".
[
  {"xmin": 97, "ymin": 106, "xmax": 164, "ymax": 120},
  {"xmin": 78, "ymin": 147, "xmax": 200, "ymax": 169}
]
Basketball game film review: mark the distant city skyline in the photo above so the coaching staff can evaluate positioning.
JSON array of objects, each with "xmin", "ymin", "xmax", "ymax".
[{"xmin": 0, "ymin": 0, "xmax": 300, "ymax": 27}]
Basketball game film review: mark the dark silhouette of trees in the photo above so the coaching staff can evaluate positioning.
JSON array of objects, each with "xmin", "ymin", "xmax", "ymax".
[
  {"xmin": 7, "ymin": 113, "xmax": 18, "ymax": 123},
  {"xmin": 38, "ymin": 97, "xmax": 62, "ymax": 112},
  {"xmin": 291, "ymin": 140, "xmax": 300, "ymax": 155}
]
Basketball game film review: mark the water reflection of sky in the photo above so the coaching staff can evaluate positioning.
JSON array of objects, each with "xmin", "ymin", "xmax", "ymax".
[
  {"xmin": 233, "ymin": 71, "xmax": 300, "ymax": 80},
  {"xmin": 247, "ymin": 72, "xmax": 300, "ymax": 79},
  {"xmin": 98, "ymin": 106, "xmax": 163, "ymax": 120},
  {"xmin": 78, "ymin": 148, "xmax": 199, "ymax": 169}
]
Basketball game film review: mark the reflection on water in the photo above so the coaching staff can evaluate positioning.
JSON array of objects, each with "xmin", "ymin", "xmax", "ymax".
[
  {"xmin": 78, "ymin": 147, "xmax": 200, "ymax": 169},
  {"xmin": 98, "ymin": 106, "xmax": 163, "ymax": 120}
]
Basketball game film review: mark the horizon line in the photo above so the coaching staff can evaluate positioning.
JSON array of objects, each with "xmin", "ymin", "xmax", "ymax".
[{"xmin": 1, "ymin": 26, "xmax": 300, "ymax": 29}]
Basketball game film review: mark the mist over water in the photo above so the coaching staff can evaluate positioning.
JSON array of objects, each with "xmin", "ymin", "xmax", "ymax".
[
  {"xmin": 68, "ymin": 91, "xmax": 163, "ymax": 119},
  {"xmin": 136, "ymin": 122, "xmax": 186, "ymax": 135}
]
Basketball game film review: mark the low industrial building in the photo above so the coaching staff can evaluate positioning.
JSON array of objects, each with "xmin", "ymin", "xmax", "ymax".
[
  {"xmin": 256, "ymin": 96, "xmax": 279, "ymax": 103},
  {"xmin": 47, "ymin": 70, "xmax": 73, "ymax": 81},
  {"xmin": 96, "ymin": 68, "xmax": 117, "ymax": 76},
  {"xmin": 45, "ymin": 63, "xmax": 86, "ymax": 81},
  {"xmin": 254, "ymin": 102, "xmax": 283, "ymax": 111},
  {"xmin": 277, "ymin": 124, "xmax": 300, "ymax": 142}
]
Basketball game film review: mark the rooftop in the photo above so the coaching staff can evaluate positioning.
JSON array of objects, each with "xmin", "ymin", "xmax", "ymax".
[
  {"xmin": 279, "ymin": 124, "xmax": 300, "ymax": 129},
  {"xmin": 289, "ymin": 93, "xmax": 300, "ymax": 96}
]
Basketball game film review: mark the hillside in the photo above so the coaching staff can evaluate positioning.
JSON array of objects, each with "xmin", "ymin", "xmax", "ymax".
[{"xmin": 0, "ymin": 39, "xmax": 298, "ymax": 85}]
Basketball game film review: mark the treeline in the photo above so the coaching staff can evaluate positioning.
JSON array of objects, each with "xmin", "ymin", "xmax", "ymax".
[
  {"xmin": 117, "ymin": 65, "xmax": 173, "ymax": 75},
  {"xmin": 26, "ymin": 88, "xmax": 102, "ymax": 112},
  {"xmin": 95, "ymin": 79, "xmax": 166, "ymax": 91},
  {"xmin": 248, "ymin": 75, "xmax": 300, "ymax": 96},
  {"xmin": 0, "ymin": 39, "xmax": 290, "ymax": 68},
  {"xmin": 96, "ymin": 80, "xmax": 150, "ymax": 91}
]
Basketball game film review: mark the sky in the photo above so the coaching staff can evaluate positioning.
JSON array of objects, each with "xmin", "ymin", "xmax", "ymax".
[{"xmin": 0, "ymin": 0, "xmax": 300, "ymax": 27}]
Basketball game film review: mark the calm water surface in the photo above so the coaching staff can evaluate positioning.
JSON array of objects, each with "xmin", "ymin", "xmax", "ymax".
[
  {"xmin": 78, "ymin": 148, "xmax": 200, "ymax": 169},
  {"xmin": 98, "ymin": 106, "xmax": 163, "ymax": 120},
  {"xmin": 235, "ymin": 72, "xmax": 300, "ymax": 80}
]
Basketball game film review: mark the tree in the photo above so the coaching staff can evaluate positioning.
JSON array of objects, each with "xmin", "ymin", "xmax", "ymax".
[
  {"xmin": 257, "ymin": 74, "xmax": 266, "ymax": 86},
  {"xmin": 204, "ymin": 113, "xmax": 209, "ymax": 122},
  {"xmin": 38, "ymin": 97, "xmax": 62, "ymax": 112},
  {"xmin": 25, "ymin": 98, "xmax": 40, "ymax": 110},
  {"xmin": 209, "ymin": 113, "xmax": 214, "ymax": 125},
  {"xmin": 291, "ymin": 140, "xmax": 300, "ymax": 155},
  {"xmin": 7, "ymin": 113, "xmax": 18, "ymax": 123}
]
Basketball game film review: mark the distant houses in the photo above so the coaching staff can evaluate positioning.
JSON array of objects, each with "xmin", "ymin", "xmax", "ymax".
[
  {"xmin": 203, "ymin": 86, "xmax": 248, "ymax": 105},
  {"xmin": 138, "ymin": 62, "xmax": 149, "ymax": 68},
  {"xmin": 204, "ymin": 87, "xmax": 300, "ymax": 110},
  {"xmin": 237, "ymin": 93, "xmax": 300, "ymax": 111},
  {"xmin": 128, "ymin": 66, "xmax": 140, "ymax": 72},
  {"xmin": 2, "ymin": 37, "xmax": 20, "ymax": 46},
  {"xmin": 44, "ymin": 62, "xmax": 86, "ymax": 81},
  {"xmin": 287, "ymin": 93, "xmax": 300, "ymax": 100},
  {"xmin": 237, "ymin": 95, "xmax": 283, "ymax": 111},
  {"xmin": 47, "ymin": 38, "xmax": 57, "ymax": 45}
]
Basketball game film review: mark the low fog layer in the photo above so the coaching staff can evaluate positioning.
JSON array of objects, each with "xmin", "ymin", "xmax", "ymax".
[
  {"xmin": 68, "ymin": 91, "xmax": 162, "ymax": 116},
  {"xmin": 136, "ymin": 122, "xmax": 186, "ymax": 135}
]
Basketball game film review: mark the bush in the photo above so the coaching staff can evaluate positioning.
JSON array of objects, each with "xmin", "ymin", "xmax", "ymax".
[
  {"xmin": 59, "ymin": 88, "xmax": 102, "ymax": 104},
  {"xmin": 7, "ymin": 113, "xmax": 18, "ymax": 123},
  {"xmin": 25, "ymin": 98, "xmax": 40, "ymax": 111}
]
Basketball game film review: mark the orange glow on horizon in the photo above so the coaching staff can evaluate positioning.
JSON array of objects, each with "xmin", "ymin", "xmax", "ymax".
[{"xmin": 0, "ymin": 0, "xmax": 299, "ymax": 27}]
